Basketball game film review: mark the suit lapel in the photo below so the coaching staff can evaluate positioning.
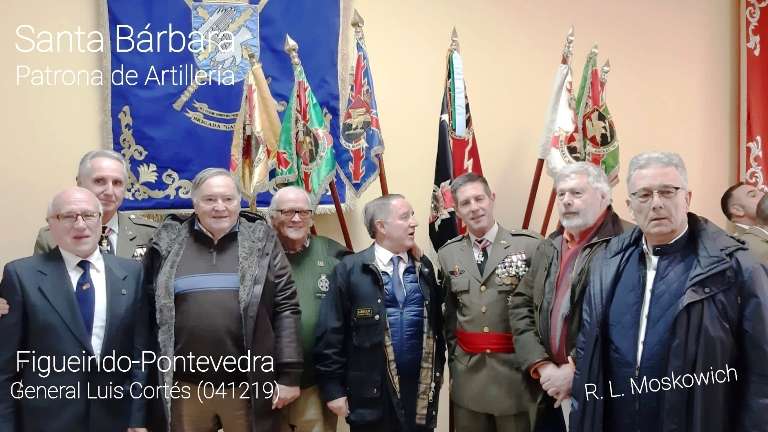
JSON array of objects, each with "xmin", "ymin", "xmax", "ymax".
[
  {"xmin": 101, "ymin": 256, "xmax": 130, "ymax": 354},
  {"xmin": 116, "ymin": 213, "xmax": 138, "ymax": 258},
  {"xmin": 37, "ymin": 249, "xmax": 93, "ymax": 354},
  {"xmin": 458, "ymin": 237, "xmax": 483, "ymax": 282},
  {"xmin": 482, "ymin": 227, "xmax": 511, "ymax": 281}
]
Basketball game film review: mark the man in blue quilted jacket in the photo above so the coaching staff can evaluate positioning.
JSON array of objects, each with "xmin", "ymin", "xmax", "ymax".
[{"xmin": 314, "ymin": 194, "xmax": 445, "ymax": 432}]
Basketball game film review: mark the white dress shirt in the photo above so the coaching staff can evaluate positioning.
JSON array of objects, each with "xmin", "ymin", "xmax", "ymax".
[
  {"xmin": 374, "ymin": 243, "xmax": 409, "ymax": 293},
  {"xmin": 60, "ymin": 248, "xmax": 108, "ymax": 358},
  {"xmin": 635, "ymin": 227, "xmax": 688, "ymax": 367},
  {"xmin": 104, "ymin": 214, "xmax": 119, "ymax": 252},
  {"xmin": 469, "ymin": 222, "xmax": 499, "ymax": 263}
]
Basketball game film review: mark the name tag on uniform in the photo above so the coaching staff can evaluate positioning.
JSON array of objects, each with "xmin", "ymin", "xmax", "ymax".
[{"xmin": 355, "ymin": 307, "xmax": 374, "ymax": 319}]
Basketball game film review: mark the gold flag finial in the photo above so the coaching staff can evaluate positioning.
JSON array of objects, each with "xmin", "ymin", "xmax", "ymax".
[
  {"xmin": 590, "ymin": 44, "xmax": 599, "ymax": 56},
  {"xmin": 352, "ymin": 9, "xmax": 365, "ymax": 29},
  {"xmin": 450, "ymin": 27, "xmax": 460, "ymax": 52},
  {"xmin": 284, "ymin": 34, "xmax": 300, "ymax": 66},
  {"xmin": 352, "ymin": 9, "xmax": 365, "ymax": 40}
]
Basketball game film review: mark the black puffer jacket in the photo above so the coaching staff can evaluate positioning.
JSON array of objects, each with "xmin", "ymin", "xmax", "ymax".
[{"xmin": 570, "ymin": 214, "xmax": 768, "ymax": 432}]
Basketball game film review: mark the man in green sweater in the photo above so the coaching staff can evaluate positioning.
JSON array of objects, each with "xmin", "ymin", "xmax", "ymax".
[{"xmin": 269, "ymin": 186, "xmax": 350, "ymax": 432}]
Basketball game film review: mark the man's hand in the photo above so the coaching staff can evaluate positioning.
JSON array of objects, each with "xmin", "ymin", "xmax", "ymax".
[
  {"xmin": 0, "ymin": 297, "xmax": 8, "ymax": 317},
  {"xmin": 272, "ymin": 384, "xmax": 300, "ymax": 409},
  {"xmin": 326, "ymin": 396, "xmax": 349, "ymax": 418},
  {"xmin": 127, "ymin": 428, "xmax": 148, "ymax": 432},
  {"xmin": 539, "ymin": 358, "xmax": 575, "ymax": 406}
]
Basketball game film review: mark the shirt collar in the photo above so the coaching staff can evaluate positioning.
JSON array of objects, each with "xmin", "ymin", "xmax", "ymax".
[
  {"xmin": 374, "ymin": 242, "xmax": 408, "ymax": 268},
  {"xmin": 104, "ymin": 214, "xmax": 119, "ymax": 235},
  {"xmin": 60, "ymin": 247, "xmax": 105, "ymax": 274},
  {"xmin": 469, "ymin": 222, "xmax": 499, "ymax": 246},
  {"xmin": 734, "ymin": 222, "xmax": 752, "ymax": 230},
  {"xmin": 643, "ymin": 226, "xmax": 690, "ymax": 257},
  {"xmin": 194, "ymin": 216, "xmax": 239, "ymax": 239}
]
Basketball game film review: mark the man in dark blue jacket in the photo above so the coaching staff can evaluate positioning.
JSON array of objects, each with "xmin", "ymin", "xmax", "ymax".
[
  {"xmin": 314, "ymin": 194, "xmax": 445, "ymax": 432},
  {"xmin": 570, "ymin": 152, "xmax": 768, "ymax": 432}
]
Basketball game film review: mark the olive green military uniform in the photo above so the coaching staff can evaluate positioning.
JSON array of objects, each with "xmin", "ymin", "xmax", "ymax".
[
  {"xmin": 439, "ymin": 225, "xmax": 542, "ymax": 432},
  {"xmin": 736, "ymin": 225, "xmax": 768, "ymax": 263},
  {"xmin": 33, "ymin": 212, "xmax": 157, "ymax": 260}
]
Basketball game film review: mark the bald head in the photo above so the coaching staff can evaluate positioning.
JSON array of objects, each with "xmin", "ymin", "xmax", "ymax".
[{"xmin": 47, "ymin": 187, "xmax": 103, "ymax": 258}]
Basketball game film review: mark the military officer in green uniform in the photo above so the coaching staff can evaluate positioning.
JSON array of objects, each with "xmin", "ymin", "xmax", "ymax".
[
  {"xmin": 33, "ymin": 150, "xmax": 156, "ymax": 260},
  {"xmin": 269, "ymin": 186, "xmax": 350, "ymax": 432},
  {"xmin": 439, "ymin": 173, "xmax": 541, "ymax": 432}
]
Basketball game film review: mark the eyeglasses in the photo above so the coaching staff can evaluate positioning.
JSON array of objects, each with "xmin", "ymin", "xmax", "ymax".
[
  {"xmin": 273, "ymin": 209, "xmax": 313, "ymax": 219},
  {"xmin": 51, "ymin": 211, "xmax": 101, "ymax": 225},
  {"xmin": 629, "ymin": 187, "xmax": 683, "ymax": 203}
]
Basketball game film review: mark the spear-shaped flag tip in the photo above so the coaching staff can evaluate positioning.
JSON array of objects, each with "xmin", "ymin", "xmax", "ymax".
[
  {"xmin": 352, "ymin": 9, "xmax": 364, "ymax": 28},
  {"xmin": 284, "ymin": 34, "xmax": 300, "ymax": 65},
  {"xmin": 450, "ymin": 27, "xmax": 459, "ymax": 52}
]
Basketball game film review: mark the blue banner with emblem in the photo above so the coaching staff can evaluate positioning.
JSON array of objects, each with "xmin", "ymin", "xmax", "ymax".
[{"xmin": 107, "ymin": 0, "xmax": 348, "ymax": 210}]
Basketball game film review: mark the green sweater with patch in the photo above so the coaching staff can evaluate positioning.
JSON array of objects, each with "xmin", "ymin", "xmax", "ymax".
[{"xmin": 286, "ymin": 235, "xmax": 350, "ymax": 388}]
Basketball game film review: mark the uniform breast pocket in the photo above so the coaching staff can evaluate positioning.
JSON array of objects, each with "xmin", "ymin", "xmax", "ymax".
[{"xmin": 351, "ymin": 316, "xmax": 384, "ymax": 348}]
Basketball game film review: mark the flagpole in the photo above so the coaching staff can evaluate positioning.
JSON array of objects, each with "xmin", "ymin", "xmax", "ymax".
[
  {"xmin": 352, "ymin": 11, "xmax": 390, "ymax": 198},
  {"xmin": 540, "ymin": 188, "xmax": 556, "ymax": 236},
  {"xmin": 377, "ymin": 154, "xmax": 389, "ymax": 195},
  {"xmin": 522, "ymin": 158, "xmax": 544, "ymax": 229},
  {"xmin": 329, "ymin": 179, "xmax": 353, "ymax": 250},
  {"xmin": 524, "ymin": 27, "xmax": 575, "ymax": 230}
]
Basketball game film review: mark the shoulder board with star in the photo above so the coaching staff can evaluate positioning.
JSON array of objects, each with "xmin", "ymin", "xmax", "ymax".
[
  {"xmin": 506, "ymin": 228, "xmax": 543, "ymax": 241},
  {"xmin": 127, "ymin": 213, "xmax": 159, "ymax": 228},
  {"xmin": 438, "ymin": 234, "xmax": 469, "ymax": 252}
]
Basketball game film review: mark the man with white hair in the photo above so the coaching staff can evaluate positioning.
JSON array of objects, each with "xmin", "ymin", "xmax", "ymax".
[
  {"xmin": 570, "ymin": 152, "xmax": 768, "ymax": 432},
  {"xmin": 510, "ymin": 162, "xmax": 631, "ymax": 431},
  {"xmin": 34, "ymin": 149, "xmax": 157, "ymax": 259},
  {"xmin": 0, "ymin": 187, "xmax": 149, "ymax": 431},
  {"xmin": 269, "ymin": 186, "xmax": 350, "ymax": 432},
  {"xmin": 143, "ymin": 168, "xmax": 302, "ymax": 432}
]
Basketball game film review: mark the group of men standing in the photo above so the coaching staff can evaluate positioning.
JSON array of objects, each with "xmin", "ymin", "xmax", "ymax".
[{"xmin": 1, "ymin": 148, "xmax": 768, "ymax": 432}]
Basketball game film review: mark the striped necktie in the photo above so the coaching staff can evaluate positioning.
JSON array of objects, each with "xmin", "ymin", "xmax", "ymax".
[{"xmin": 475, "ymin": 238, "xmax": 491, "ymax": 274}]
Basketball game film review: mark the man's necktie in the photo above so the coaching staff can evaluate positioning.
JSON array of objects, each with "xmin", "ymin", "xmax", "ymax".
[
  {"xmin": 76, "ymin": 260, "xmax": 95, "ymax": 338},
  {"xmin": 100, "ymin": 226, "xmax": 114, "ymax": 255},
  {"xmin": 391, "ymin": 255, "xmax": 406, "ymax": 306},
  {"xmin": 475, "ymin": 238, "xmax": 492, "ymax": 274}
]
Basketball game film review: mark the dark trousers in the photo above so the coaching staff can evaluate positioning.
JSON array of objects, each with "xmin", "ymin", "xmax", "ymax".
[
  {"xmin": 350, "ymin": 377, "xmax": 432, "ymax": 432},
  {"xmin": 534, "ymin": 395, "xmax": 566, "ymax": 432}
]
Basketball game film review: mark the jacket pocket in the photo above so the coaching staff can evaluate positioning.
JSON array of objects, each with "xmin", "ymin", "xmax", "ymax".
[
  {"xmin": 351, "ymin": 317, "xmax": 384, "ymax": 348},
  {"xmin": 347, "ymin": 371, "xmax": 383, "ymax": 425}
]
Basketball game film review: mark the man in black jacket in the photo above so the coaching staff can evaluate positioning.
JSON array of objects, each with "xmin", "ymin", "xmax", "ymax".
[
  {"xmin": 571, "ymin": 152, "xmax": 768, "ymax": 432},
  {"xmin": 314, "ymin": 194, "xmax": 445, "ymax": 432}
]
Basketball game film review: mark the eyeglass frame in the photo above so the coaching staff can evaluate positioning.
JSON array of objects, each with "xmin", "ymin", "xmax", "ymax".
[
  {"xmin": 628, "ymin": 186, "xmax": 684, "ymax": 203},
  {"xmin": 49, "ymin": 211, "xmax": 102, "ymax": 225},
  {"xmin": 271, "ymin": 208, "xmax": 314, "ymax": 219}
]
